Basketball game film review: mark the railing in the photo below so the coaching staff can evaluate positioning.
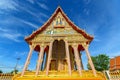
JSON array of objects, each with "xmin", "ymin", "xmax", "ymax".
[
  {"xmin": 109, "ymin": 70, "xmax": 120, "ymax": 80},
  {"xmin": 0, "ymin": 73, "xmax": 13, "ymax": 80}
]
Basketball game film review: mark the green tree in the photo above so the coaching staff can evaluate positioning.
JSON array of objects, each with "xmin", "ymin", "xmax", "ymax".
[
  {"xmin": 0, "ymin": 70, "xmax": 3, "ymax": 73},
  {"xmin": 87, "ymin": 54, "xmax": 109, "ymax": 71},
  {"xmin": 11, "ymin": 69, "xmax": 18, "ymax": 74}
]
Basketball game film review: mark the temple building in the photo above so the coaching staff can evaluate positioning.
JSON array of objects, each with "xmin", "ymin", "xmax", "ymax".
[
  {"xmin": 110, "ymin": 56, "xmax": 120, "ymax": 71},
  {"xmin": 13, "ymin": 6, "xmax": 106, "ymax": 80},
  {"xmin": 109, "ymin": 56, "xmax": 120, "ymax": 80}
]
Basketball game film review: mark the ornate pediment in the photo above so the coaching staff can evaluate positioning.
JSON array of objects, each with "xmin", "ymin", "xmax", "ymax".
[
  {"xmin": 25, "ymin": 7, "xmax": 93, "ymax": 44},
  {"xmin": 42, "ymin": 12, "xmax": 78, "ymax": 35}
]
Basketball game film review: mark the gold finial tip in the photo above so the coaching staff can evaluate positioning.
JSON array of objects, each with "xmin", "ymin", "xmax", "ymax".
[{"xmin": 57, "ymin": 5, "xmax": 61, "ymax": 9}]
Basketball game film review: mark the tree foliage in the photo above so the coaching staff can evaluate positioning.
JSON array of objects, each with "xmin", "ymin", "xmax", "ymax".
[
  {"xmin": 0, "ymin": 70, "xmax": 3, "ymax": 73},
  {"xmin": 11, "ymin": 69, "xmax": 18, "ymax": 74},
  {"xmin": 87, "ymin": 54, "xmax": 110, "ymax": 71}
]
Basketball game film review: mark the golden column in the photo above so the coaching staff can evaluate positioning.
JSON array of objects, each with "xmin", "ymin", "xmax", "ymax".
[
  {"xmin": 35, "ymin": 44, "xmax": 45, "ymax": 76},
  {"xmin": 21, "ymin": 45, "xmax": 34, "ymax": 76},
  {"xmin": 72, "ymin": 44, "xmax": 82, "ymax": 76},
  {"xmin": 79, "ymin": 53, "xmax": 84, "ymax": 70},
  {"xmin": 46, "ymin": 41, "xmax": 53, "ymax": 75},
  {"xmin": 65, "ymin": 40, "xmax": 72, "ymax": 75},
  {"xmin": 82, "ymin": 43, "xmax": 97, "ymax": 76},
  {"xmin": 44, "ymin": 50, "xmax": 48, "ymax": 70}
]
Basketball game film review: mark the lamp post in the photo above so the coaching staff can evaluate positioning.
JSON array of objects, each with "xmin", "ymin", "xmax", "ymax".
[{"xmin": 14, "ymin": 57, "xmax": 20, "ymax": 74}]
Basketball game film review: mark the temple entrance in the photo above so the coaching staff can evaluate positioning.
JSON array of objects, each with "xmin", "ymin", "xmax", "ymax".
[{"xmin": 51, "ymin": 40, "xmax": 66, "ymax": 71}]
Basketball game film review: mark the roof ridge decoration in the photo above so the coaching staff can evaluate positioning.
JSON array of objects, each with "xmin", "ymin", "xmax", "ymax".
[{"xmin": 25, "ymin": 6, "xmax": 93, "ymax": 42}]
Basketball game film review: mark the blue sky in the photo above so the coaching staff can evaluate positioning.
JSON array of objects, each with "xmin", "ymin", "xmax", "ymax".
[{"xmin": 0, "ymin": 0, "xmax": 120, "ymax": 73}]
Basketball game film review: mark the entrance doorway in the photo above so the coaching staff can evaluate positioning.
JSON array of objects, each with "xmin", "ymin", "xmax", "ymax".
[{"xmin": 50, "ymin": 40, "xmax": 66, "ymax": 71}]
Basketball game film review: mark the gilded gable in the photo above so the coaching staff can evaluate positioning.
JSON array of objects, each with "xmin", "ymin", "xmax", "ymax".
[
  {"xmin": 41, "ymin": 12, "xmax": 79, "ymax": 35},
  {"xmin": 25, "ymin": 7, "xmax": 93, "ymax": 44}
]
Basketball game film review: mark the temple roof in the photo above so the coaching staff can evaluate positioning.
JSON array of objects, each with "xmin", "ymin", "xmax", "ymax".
[{"xmin": 25, "ymin": 6, "xmax": 93, "ymax": 42}]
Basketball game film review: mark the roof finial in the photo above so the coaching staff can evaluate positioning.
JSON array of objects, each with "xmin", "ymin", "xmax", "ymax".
[{"xmin": 57, "ymin": 0, "xmax": 62, "ymax": 9}]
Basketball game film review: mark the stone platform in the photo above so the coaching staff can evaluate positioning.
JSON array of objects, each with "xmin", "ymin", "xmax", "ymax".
[{"xmin": 12, "ymin": 70, "xmax": 107, "ymax": 80}]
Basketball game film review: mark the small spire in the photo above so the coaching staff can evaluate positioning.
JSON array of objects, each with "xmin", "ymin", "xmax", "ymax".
[
  {"xmin": 58, "ymin": 5, "xmax": 60, "ymax": 8},
  {"xmin": 57, "ymin": 5, "xmax": 62, "ymax": 9}
]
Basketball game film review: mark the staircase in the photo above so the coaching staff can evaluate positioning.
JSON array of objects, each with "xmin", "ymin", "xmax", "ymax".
[{"xmin": 12, "ymin": 70, "xmax": 107, "ymax": 80}]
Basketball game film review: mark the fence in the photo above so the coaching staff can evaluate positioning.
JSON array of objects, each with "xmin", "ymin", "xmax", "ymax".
[
  {"xmin": 0, "ymin": 73, "xmax": 13, "ymax": 80},
  {"xmin": 109, "ymin": 70, "xmax": 120, "ymax": 80}
]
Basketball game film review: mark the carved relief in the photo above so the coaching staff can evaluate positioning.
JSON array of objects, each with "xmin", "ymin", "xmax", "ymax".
[{"xmin": 52, "ymin": 16, "xmax": 66, "ymax": 26}]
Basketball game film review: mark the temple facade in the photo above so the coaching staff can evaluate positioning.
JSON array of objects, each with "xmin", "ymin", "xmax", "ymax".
[{"xmin": 13, "ymin": 7, "xmax": 106, "ymax": 80}]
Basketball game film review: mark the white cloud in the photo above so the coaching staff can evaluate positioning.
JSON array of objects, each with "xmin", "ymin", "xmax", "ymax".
[
  {"xmin": 108, "ymin": 51, "xmax": 120, "ymax": 58},
  {"xmin": 14, "ymin": 51, "xmax": 27, "ymax": 57},
  {"xmin": 16, "ymin": 5, "xmax": 48, "ymax": 23},
  {"xmin": 27, "ymin": 0, "xmax": 35, "ymax": 4},
  {"xmin": 93, "ymin": 38, "xmax": 101, "ymax": 42},
  {"xmin": 37, "ymin": 2, "xmax": 49, "ymax": 10},
  {"xmin": 22, "ymin": 7, "xmax": 48, "ymax": 19},
  {"xmin": 27, "ymin": 0, "xmax": 48, "ymax": 8},
  {"xmin": 1, "ymin": 33, "xmax": 23, "ymax": 42},
  {"xmin": 20, "ymin": 6, "xmax": 37, "ymax": 17},
  {"xmin": 0, "ymin": 1, "xmax": 48, "ymax": 25},
  {"xmin": 0, "ymin": 27, "xmax": 10, "ymax": 32},
  {"xmin": 0, "ymin": 27, "xmax": 24, "ymax": 42},
  {"xmin": 0, "ymin": 0, "xmax": 17, "ymax": 10},
  {"xmin": 93, "ymin": 35, "xmax": 101, "ymax": 42},
  {"xmin": 19, "ymin": 19, "xmax": 39, "ymax": 29},
  {"xmin": 39, "ymin": 12, "xmax": 49, "ymax": 18}
]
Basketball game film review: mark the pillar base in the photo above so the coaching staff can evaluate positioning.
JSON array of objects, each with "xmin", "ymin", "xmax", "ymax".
[{"xmin": 12, "ymin": 70, "xmax": 107, "ymax": 80}]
